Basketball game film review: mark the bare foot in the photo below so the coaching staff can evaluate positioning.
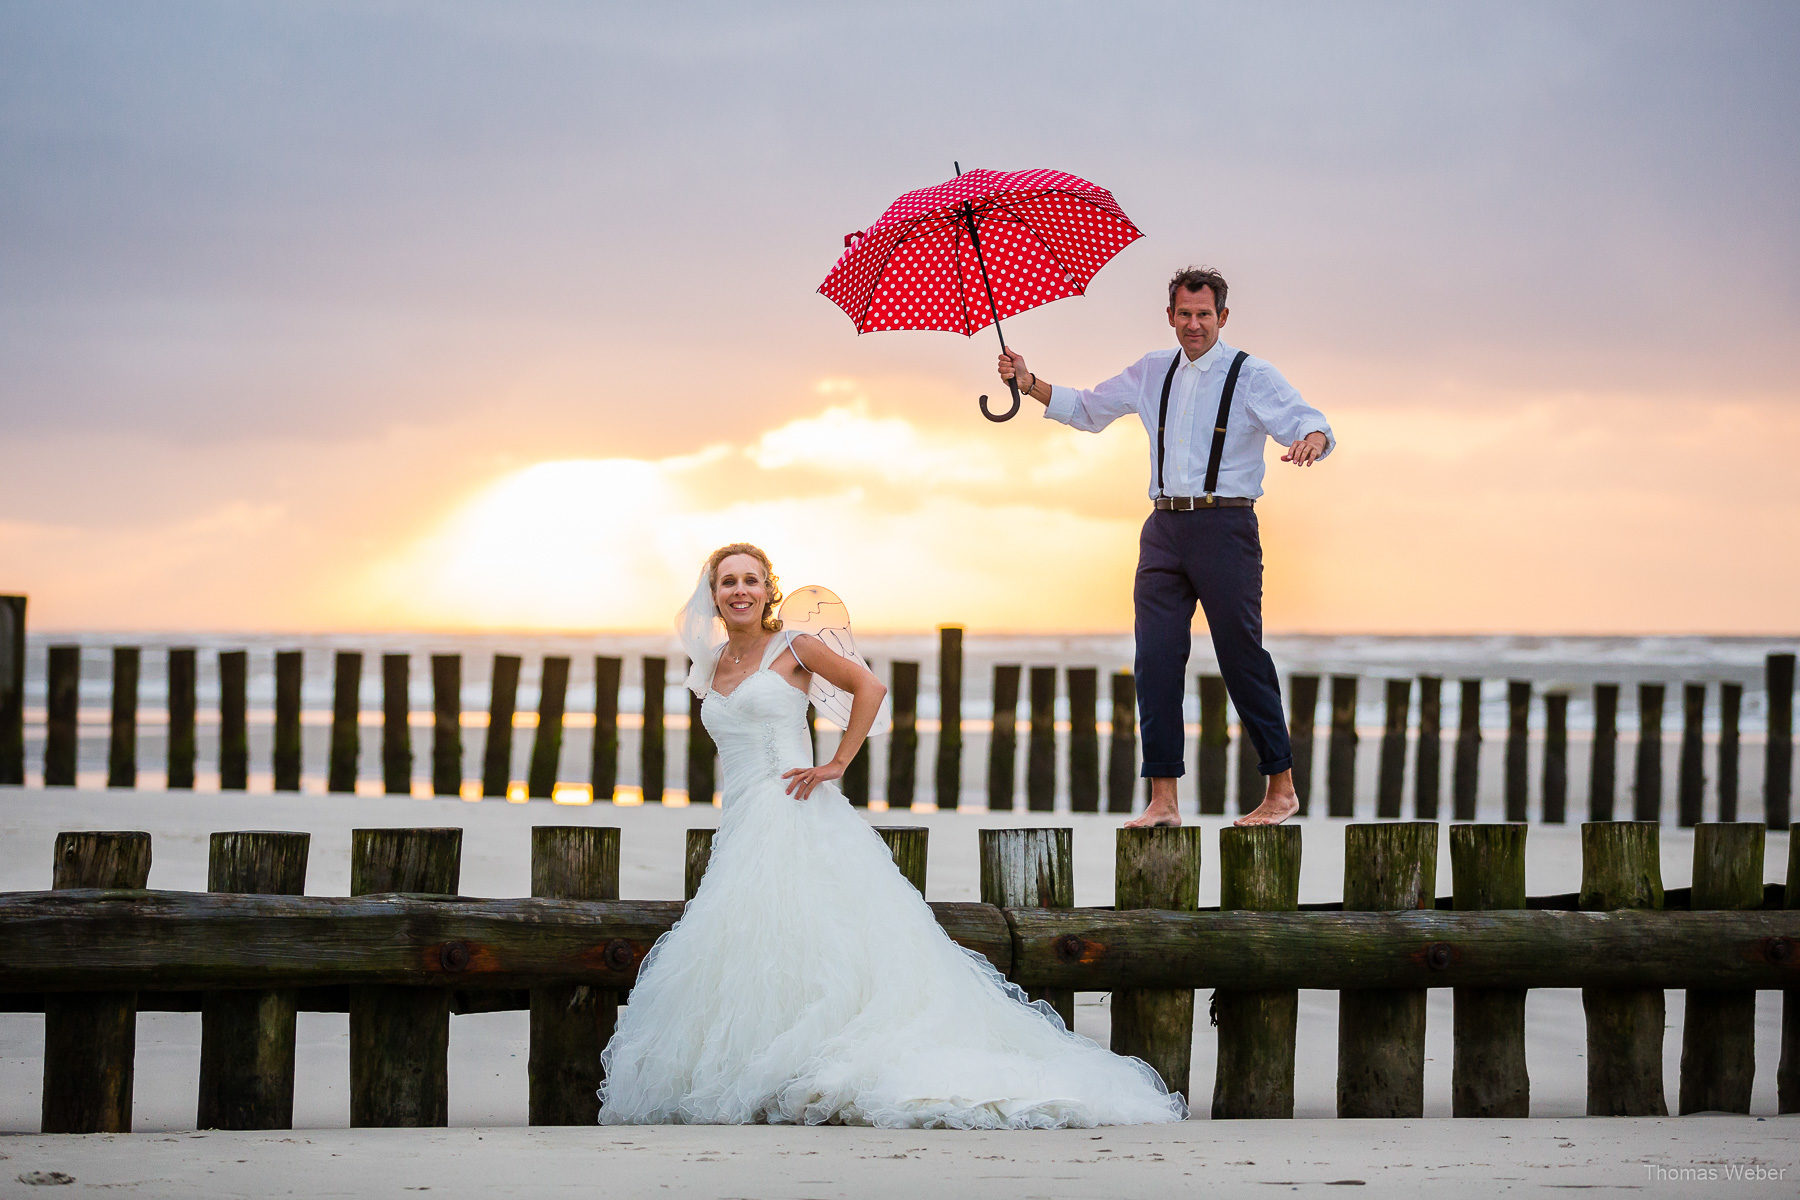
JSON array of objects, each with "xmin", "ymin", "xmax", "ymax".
[
  {"xmin": 1124, "ymin": 798, "xmax": 1182, "ymax": 828},
  {"xmin": 1233, "ymin": 789, "xmax": 1298, "ymax": 826}
]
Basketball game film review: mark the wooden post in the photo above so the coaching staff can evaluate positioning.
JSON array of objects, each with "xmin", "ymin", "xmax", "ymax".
[
  {"xmin": 381, "ymin": 654, "xmax": 411, "ymax": 796},
  {"xmin": 198, "ymin": 831, "xmax": 310, "ymax": 1129},
  {"xmin": 888, "ymin": 661, "xmax": 919, "ymax": 811},
  {"xmin": 219, "ymin": 649, "xmax": 248, "ymax": 791},
  {"xmin": 108, "ymin": 646, "xmax": 140, "ymax": 789},
  {"xmin": 1113, "ymin": 827, "xmax": 1203, "ymax": 1100},
  {"xmin": 0, "ymin": 594, "xmax": 22, "ymax": 785},
  {"xmin": 41, "ymin": 830, "xmax": 152, "ymax": 1133},
  {"xmin": 1414, "ymin": 675, "xmax": 1441, "ymax": 820},
  {"xmin": 529, "ymin": 826, "xmax": 619, "ymax": 1126},
  {"xmin": 1580, "ymin": 820, "xmax": 1667, "ymax": 1115},
  {"xmin": 481, "ymin": 654, "xmax": 521, "ymax": 798},
  {"xmin": 1236, "ymin": 704, "xmax": 1262, "ymax": 815},
  {"xmin": 1198, "ymin": 674, "xmax": 1228, "ymax": 816},
  {"xmin": 430, "ymin": 654, "xmax": 461, "ymax": 797},
  {"xmin": 988, "ymin": 665, "xmax": 1021, "ymax": 812},
  {"xmin": 1337, "ymin": 821, "xmax": 1437, "ymax": 1118},
  {"xmin": 1678, "ymin": 822, "xmax": 1764, "ymax": 1114},
  {"xmin": 842, "ymin": 702, "xmax": 870, "ymax": 808},
  {"xmin": 44, "ymin": 644, "xmax": 80, "ymax": 787},
  {"xmin": 980, "ymin": 828, "xmax": 1073, "ymax": 1027},
  {"xmin": 936, "ymin": 626, "xmax": 963, "ymax": 809},
  {"xmin": 875, "ymin": 826, "xmax": 928, "ymax": 893},
  {"xmin": 1782, "ymin": 824, "xmax": 1800, "ymax": 1114},
  {"xmin": 1590, "ymin": 683, "xmax": 1619, "ymax": 822},
  {"xmin": 686, "ymin": 666, "xmax": 715, "ymax": 806},
  {"xmin": 1326, "ymin": 675, "xmax": 1357, "ymax": 817},
  {"xmin": 1450, "ymin": 822, "xmax": 1529, "ymax": 1116},
  {"xmin": 591, "ymin": 656, "xmax": 621, "ymax": 802},
  {"xmin": 1542, "ymin": 692, "xmax": 1569, "ymax": 824},
  {"xmin": 1377, "ymin": 678, "xmax": 1411, "ymax": 819},
  {"xmin": 166, "ymin": 648, "xmax": 197, "ymax": 790},
  {"xmin": 684, "ymin": 828, "xmax": 715, "ymax": 899},
  {"xmin": 1289, "ymin": 673, "xmax": 1320, "ymax": 816},
  {"xmin": 272, "ymin": 650, "xmax": 302, "ymax": 792},
  {"xmin": 1766, "ymin": 653, "xmax": 1794, "ymax": 828},
  {"xmin": 527, "ymin": 656, "xmax": 570, "ymax": 800},
  {"xmin": 1634, "ymin": 683, "xmax": 1665, "ymax": 822},
  {"xmin": 1504, "ymin": 680, "xmax": 1530, "ymax": 822},
  {"xmin": 1026, "ymin": 666, "xmax": 1055, "ymax": 812},
  {"xmin": 1677, "ymin": 684, "xmax": 1706, "ymax": 828},
  {"xmin": 1212, "ymin": 825, "xmax": 1301, "ymax": 1119},
  {"xmin": 1068, "ymin": 667, "xmax": 1099, "ymax": 813},
  {"xmin": 1453, "ymin": 678, "xmax": 1481, "ymax": 821},
  {"xmin": 641, "ymin": 656, "xmax": 665, "ymax": 804},
  {"xmin": 1107, "ymin": 670, "xmax": 1137, "ymax": 814},
  {"xmin": 1718, "ymin": 682, "xmax": 1742, "ymax": 822},
  {"xmin": 327, "ymin": 651, "xmax": 361, "ymax": 794},
  {"xmin": 349, "ymin": 827, "xmax": 461, "ymax": 1127}
]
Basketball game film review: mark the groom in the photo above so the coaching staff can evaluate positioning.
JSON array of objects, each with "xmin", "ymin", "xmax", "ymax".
[{"xmin": 998, "ymin": 266, "xmax": 1334, "ymax": 827}]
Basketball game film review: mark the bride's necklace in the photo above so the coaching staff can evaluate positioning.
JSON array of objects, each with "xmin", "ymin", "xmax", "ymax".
[{"xmin": 724, "ymin": 635, "xmax": 765, "ymax": 667}]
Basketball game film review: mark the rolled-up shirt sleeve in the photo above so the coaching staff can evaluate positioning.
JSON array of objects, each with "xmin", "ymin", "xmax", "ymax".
[
  {"xmin": 1043, "ymin": 353, "xmax": 1154, "ymax": 433},
  {"xmin": 1245, "ymin": 360, "xmax": 1334, "ymax": 458}
]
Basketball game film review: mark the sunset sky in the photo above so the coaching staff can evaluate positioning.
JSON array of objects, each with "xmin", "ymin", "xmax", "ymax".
[{"xmin": 3, "ymin": 1, "xmax": 1796, "ymax": 634}]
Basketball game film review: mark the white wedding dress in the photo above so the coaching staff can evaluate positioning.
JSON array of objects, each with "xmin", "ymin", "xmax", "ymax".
[{"xmin": 595, "ymin": 633, "xmax": 1186, "ymax": 1128}]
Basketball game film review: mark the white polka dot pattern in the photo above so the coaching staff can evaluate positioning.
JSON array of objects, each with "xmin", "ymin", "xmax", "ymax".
[{"xmin": 818, "ymin": 168, "xmax": 1144, "ymax": 335}]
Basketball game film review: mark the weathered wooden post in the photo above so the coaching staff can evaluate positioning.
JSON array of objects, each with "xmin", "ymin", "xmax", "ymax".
[
  {"xmin": 108, "ymin": 646, "xmax": 140, "ymax": 789},
  {"xmin": 1782, "ymin": 824, "xmax": 1800, "ymax": 1114},
  {"xmin": 44, "ymin": 644, "xmax": 80, "ymax": 787},
  {"xmin": 1767, "ymin": 653, "xmax": 1794, "ymax": 828},
  {"xmin": 430, "ymin": 654, "xmax": 461, "ymax": 797},
  {"xmin": 0, "ymin": 594, "xmax": 23, "ymax": 785},
  {"xmin": 1718, "ymin": 682, "xmax": 1742, "ymax": 822},
  {"xmin": 1452, "ymin": 678, "xmax": 1481, "ymax": 821},
  {"xmin": 1198, "ymin": 675, "xmax": 1229, "ymax": 816},
  {"xmin": 1338, "ymin": 821, "xmax": 1437, "ymax": 1118},
  {"xmin": 1414, "ymin": 675, "xmax": 1441, "ymax": 820},
  {"xmin": 1289, "ymin": 673, "xmax": 1320, "ymax": 815},
  {"xmin": 1026, "ymin": 666, "xmax": 1056, "ymax": 812},
  {"xmin": 1114, "ymin": 827, "xmax": 1203, "ymax": 1100},
  {"xmin": 271, "ymin": 650, "xmax": 302, "ymax": 792},
  {"xmin": 685, "ymin": 662, "xmax": 715, "ymax": 806},
  {"xmin": 327, "ymin": 651, "xmax": 361, "ymax": 794},
  {"xmin": 988, "ymin": 664, "xmax": 1021, "ymax": 812},
  {"xmin": 527, "ymin": 656, "xmax": 570, "ymax": 799},
  {"xmin": 1326, "ymin": 675, "xmax": 1357, "ymax": 817},
  {"xmin": 1590, "ymin": 682, "xmax": 1619, "ymax": 821},
  {"xmin": 875, "ymin": 826, "xmax": 928, "ymax": 893},
  {"xmin": 685, "ymin": 828, "xmax": 715, "ymax": 899},
  {"xmin": 481, "ymin": 654, "xmax": 521, "ymax": 798},
  {"xmin": 1377, "ymin": 677, "xmax": 1411, "ymax": 819},
  {"xmin": 936, "ymin": 626, "xmax": 963, "ymax": 809},
  {"xmin": 842, "ymin": 708, "xmax": 870, "ymax": 807},
  {"xmin": 219, "ymin": 649, "xmax": 248, "ymax": 790},
  {"xmin": 1212, "ymin": 824, "xmax": 1301, "ymax": 1119},
  {"xmin": 1580, "ymin": 820, "xmax": 1667, "ymax": 1115},
  {"xmin": 1633, "ymin": 683, "xmax": 1665, "ymax": 822},
  {"xmin": 41, "ymin": 830, "xmax": 153, "ymax": 1133},
  {"xmin": 350, "ymin": 827, "xmax": 461, "ymax": 1127},
  {"xmin": 1450, "ymin": 822, "xmax": 1529, "ymax": 1117},
  {"xmin": 381, "ymin": 654, "xmax": 411, "ymax": 795},
  {"xmin": 198, "ymin": 831, "xmax": 310, "ymax": 1129},
  {"xmin": 1678, "ymin": 822, "xmax": 1764, "ymax": 1114},
  {"xmin": 529, "ymin": 826, "xmax": 620, "ymax": 1125},
  {"xmin": 166, "ymin": 647, "xmax": 197, "ymax": 790},
  {"xmin": 1504, "ymin": 680, "xmax": 1530, "ymax": 822},
  {"xmin": 1107, "ymin": 670, "xmax": 1137, "ymax": 814},
  {"xmin": 979, "ymin": 828, "xmax": 1074, "ymax": 1026},
  {"xmin": 1677, "ymin": 684, "xmax": 1706, "ymax": 827},
  {"xmin": 1236, "ymin": 705, "xmax": 1262, "ymax": 815},
  {"xmin": 1542, "ymin": 692, "xmax": 1569, "ymax": 824},
  {"xmin": 641, "ymin": 656, "xmax": 666, "ymax": 804},
  {"xmin": 888, "ymin": 661, "xmax": 919, "ymax": 811},
  {"xmin": 591, "ymin": 655, "xmax": 621, "ymax": 802},
  {"xmin": 1068, "ymin": 667, "xmax": 1099, "ymax": 813}
]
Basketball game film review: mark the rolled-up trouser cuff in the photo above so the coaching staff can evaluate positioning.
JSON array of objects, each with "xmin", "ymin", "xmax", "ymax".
[
  {"xmin": 1140, "ymin": 760, "xmax": 1186, "ymax": 779},
  {"xmin": 1259, "ymin": 755, "xmax": 1294, "ymax": 776}
]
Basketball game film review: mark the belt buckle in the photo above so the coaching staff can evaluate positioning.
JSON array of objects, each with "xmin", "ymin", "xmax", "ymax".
[{"xmin": 1175, "ymin": 496, "xmax": 1194, "ymax": 512}]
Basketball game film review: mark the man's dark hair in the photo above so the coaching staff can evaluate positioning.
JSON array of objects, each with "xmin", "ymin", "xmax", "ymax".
[{"xmin": 1167, "ymin": 266, "xmax": 1228, "ymax": 311}]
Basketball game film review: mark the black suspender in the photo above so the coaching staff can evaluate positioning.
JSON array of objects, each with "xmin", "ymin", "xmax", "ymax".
[{"xmin": 1155, "ymin": 348, "xmax": 1251, "ymax": 501}]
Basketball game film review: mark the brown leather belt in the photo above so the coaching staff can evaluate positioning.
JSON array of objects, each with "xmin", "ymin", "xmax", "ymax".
[{"xmin": 1154, "ymin": 495, "xmax": 1254, "ymax": 510}]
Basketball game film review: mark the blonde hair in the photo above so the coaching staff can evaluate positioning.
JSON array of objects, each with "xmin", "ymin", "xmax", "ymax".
[{"xmin": 705, "ymin": 543, "xmax": 783, "ymax": 632}]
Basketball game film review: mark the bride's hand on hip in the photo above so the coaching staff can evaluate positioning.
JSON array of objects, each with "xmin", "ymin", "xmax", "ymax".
[{"xmin": 782, "ymin": 761, "xmax": 844, "ymax": 800}]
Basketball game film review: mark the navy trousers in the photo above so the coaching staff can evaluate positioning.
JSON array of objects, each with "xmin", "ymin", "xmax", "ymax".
[{"xmin": 1134, "ymin": 507, "xmax": 1294, "ymax": 778}]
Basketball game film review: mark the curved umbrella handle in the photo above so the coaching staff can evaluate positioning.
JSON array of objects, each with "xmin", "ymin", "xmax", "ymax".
[{"xmin": 978, "ymin": 377, "xmax": 1022, "ymax": 423}]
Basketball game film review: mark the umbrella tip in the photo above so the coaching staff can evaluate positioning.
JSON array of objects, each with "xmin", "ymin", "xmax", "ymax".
[{"xmin": 953, "ymin": 161, "xmax": 961, "ymax": 176}]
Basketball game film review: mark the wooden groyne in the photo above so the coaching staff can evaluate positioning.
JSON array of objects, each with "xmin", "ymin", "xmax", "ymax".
[{"xmin": 2, "ymin": 820, "xmax": 1797, "ymax": 1131}]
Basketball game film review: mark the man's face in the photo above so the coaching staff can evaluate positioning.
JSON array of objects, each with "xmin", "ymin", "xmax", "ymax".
[{"xmin": 1166, "ymin": 286, "xmax": 1227, "ymax": 359}]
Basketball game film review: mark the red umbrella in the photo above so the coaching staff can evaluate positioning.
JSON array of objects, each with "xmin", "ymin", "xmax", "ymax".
[{"xmin": 819, "ymin": 164, "xmax": 1143, "ymax": 421}]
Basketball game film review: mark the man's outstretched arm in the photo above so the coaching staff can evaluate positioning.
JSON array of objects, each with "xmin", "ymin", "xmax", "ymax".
[{"xmin": 998, "ymin": 349, "xmax": 1142, "ymax": 431}]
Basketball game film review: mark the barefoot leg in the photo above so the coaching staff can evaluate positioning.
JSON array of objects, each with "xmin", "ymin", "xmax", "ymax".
[
  {"xmin": 1234, "ymin": 768, "xmax": 1299, "ymax": 826},
  {"xmin": 1125, "ymin": 776, "xmax": 1182, "ymax": 827}
]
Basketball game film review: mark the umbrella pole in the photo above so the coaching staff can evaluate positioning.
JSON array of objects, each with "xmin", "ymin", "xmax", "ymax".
[{"xmin": 963, "ymin": 203, "xmax": 1022, "ymax": 423}]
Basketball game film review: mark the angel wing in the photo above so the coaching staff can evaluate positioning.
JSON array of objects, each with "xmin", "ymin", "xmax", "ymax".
[{"xmin": 779, "ymin": 585, "xmax": 890, "ymax": 735}]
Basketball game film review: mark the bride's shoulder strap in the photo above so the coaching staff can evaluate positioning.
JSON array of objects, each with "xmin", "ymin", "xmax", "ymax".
[{"xmin": 761, "ymin": 630, "xmax": 799, "ymax": 670}]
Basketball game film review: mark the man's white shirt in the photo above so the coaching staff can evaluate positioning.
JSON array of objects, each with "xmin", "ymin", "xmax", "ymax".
[{"xmin": 1042, "ymin": 338, "xmax": 1334, "ymax": 501}]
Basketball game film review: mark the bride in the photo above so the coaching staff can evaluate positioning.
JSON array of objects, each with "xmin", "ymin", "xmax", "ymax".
[{"xmin": 595, "ymin": 543, "xmax": 1186, "ymax": 1128}]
